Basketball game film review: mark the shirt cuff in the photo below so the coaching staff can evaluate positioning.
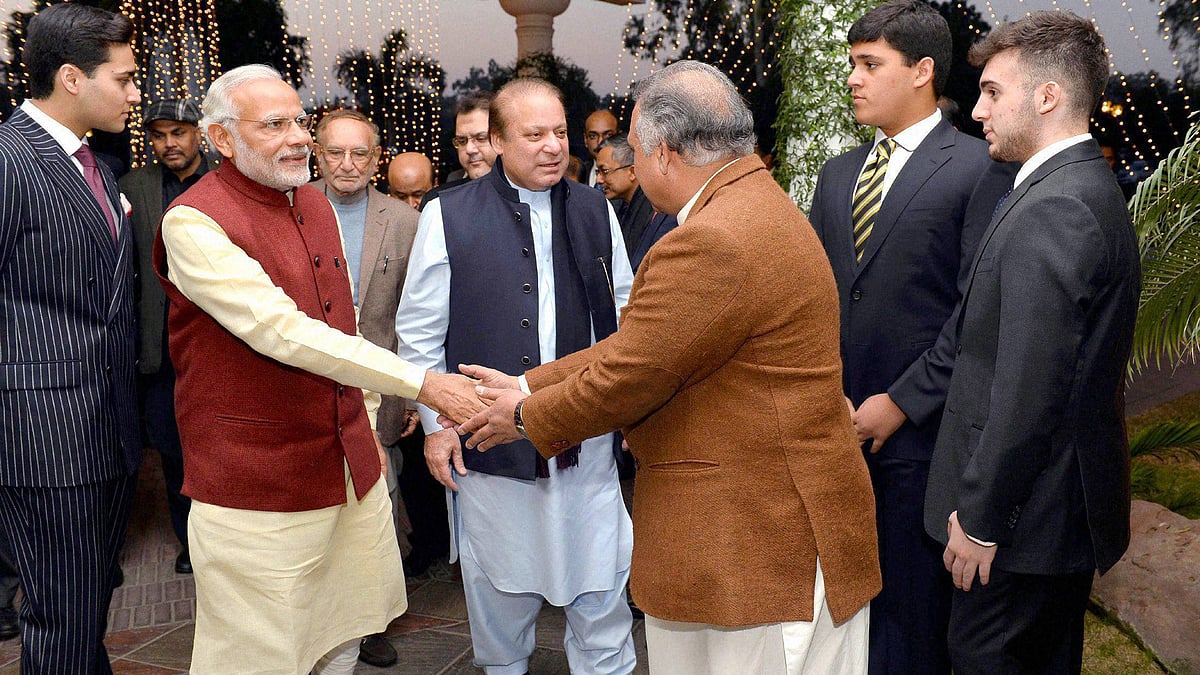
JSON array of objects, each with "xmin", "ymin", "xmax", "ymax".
[{"xmin": 518, "ymin": 374, "xmax": 532, "ymax": 395}]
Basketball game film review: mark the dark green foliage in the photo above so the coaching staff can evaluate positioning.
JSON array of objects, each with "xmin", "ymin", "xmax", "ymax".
[
  {"xmin": 212, "ymin": 0, "xmax": 309, "ymax": 89},
  {"xmin": 446, "ymin": 53, "xmax": 602, "ymax": 163},
  {"xmin": 622, "ymin": 0, "xmax": 782, "ymax": 158},
  {"xmin": 334, "ymin": 29, "xmax": 446, "ymax": 164}
]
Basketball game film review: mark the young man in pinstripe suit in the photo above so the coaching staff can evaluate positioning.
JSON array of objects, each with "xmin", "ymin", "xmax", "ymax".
[{"xmin": 0, "ymin": 4, "xmax": 142, "ymax": 672}]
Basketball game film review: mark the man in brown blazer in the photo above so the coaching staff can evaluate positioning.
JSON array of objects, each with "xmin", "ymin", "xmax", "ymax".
[
  {"xmin": 311, "ymin": 109, "xmax": 419, "ymax": 669},
  {"xmin": 458, "ymin": 61, "xmax": 881, "ymax": 673}
]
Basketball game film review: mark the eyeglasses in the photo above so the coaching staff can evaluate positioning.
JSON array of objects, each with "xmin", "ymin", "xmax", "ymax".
[
  {"xmin": 230, "ymin": 113, "xmax": 315, "ymax": 137},
  {"xmin": 585, "ymin": 130, "xmax": 616, "ymax": 142},
  {"xmin": 596, "ymin": 164, "xmax": 633, "ymax": 177},
  {"xmin": 319, "ymin": 146, "xmax": 376, "ymax": 165},
  {"xmin": 452, "ymin": 132, "xmax": 490, "ymax": 148}
]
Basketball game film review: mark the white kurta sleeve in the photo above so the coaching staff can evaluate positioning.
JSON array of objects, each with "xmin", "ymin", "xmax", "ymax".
[{"xmin": 394, "ymin": 199, "xmax": 453, "ymax": 435}]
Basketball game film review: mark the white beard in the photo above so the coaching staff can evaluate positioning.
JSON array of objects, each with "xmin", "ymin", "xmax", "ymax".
[{"xmin": 231, "ymin": 132, "xmax": 311, "ymax": 191}]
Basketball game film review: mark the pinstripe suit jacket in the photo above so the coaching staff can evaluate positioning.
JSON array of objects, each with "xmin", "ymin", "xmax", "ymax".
[{"xmin": 0, "ymin": 107, "xmax": 141, "ymax": 487}]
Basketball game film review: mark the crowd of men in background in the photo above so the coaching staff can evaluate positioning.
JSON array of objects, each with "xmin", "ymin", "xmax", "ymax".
[{"xmin": 0, "ymin": 1, "xmax": 1141, "ymax": 674}]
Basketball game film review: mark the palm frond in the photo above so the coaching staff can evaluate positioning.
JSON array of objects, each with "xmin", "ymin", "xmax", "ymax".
[
  {"xmin": 1128, "ymin": 420, "xmax": 1200, "ymax": 461},
  {"xmin": 1130, "ymin": 112, "xmax": 1200, "ymax": 371}
]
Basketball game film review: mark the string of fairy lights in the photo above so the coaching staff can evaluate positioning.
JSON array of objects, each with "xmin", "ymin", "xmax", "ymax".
[
  {"xmin": 973, "ymin": 0, "xmax": 1194, "ymax": 168},
  {"xmin": 297, "ymin": 0, "xmax": 442, "ymax": 168},
  {"xmin": 611, "ymin": 0, "xmax": 781, "ymax": 121},
  {"xmin": 1, "ymin": 0, "xmax": 1194, "ymax": 171},
  {"xmin": 118, "ymin": 0, "xmax": 222, "ymax": 166}
]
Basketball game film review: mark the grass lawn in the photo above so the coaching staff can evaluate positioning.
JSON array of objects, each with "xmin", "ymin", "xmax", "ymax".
[
  {"xmin": 1080, "ymin": 387, "xmax": 1200, "ymax": 674},
  {"xmin": 1084, "ymin": 611, "xmax": 1164, "ymax": 674}
]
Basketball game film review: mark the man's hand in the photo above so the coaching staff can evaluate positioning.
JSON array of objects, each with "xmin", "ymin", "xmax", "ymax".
[
  {"xmin": 943, "ymin": 511, "xmax": 997, "ymax": 591},
  {"xmin": 425, "ymin": 428, "xmax": 467, "ymax": 492},
  {"xmin": 458, "ymin": 364, "xmax": 521, "ymax": 391},
  {"xmin": 416, "ymin": 371, "xmax": 485, "ymax": 425},
  {"xmin": 457, "ymin": 387, "xmax": 529, "ymax": 451},
  {"xmin": 374, "ymin": 433, "xmax": 388, "ymax": 478},
  {"xmin": 851, "ymin": 393, "xmax": 907, "ymax": 453},
  {"xmin": 399, "ymin": 408, "xmax": 421, "ymax": 438}
]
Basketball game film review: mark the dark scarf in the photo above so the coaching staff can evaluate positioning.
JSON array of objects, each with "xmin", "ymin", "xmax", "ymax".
[{"xmin": 536, "ymin": 180, "xmax": 594, "ymax": 477}]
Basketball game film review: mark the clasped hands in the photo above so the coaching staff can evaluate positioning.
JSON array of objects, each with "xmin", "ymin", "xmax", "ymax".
[{"xmin": 418, "ymin": 364, "xmax": 529, "ymax": 491}]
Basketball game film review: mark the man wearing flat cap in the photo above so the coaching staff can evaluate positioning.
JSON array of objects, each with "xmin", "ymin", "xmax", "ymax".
[{"xmin": 120, "ymin": 98, "xmax": 210, "ymax": 575}]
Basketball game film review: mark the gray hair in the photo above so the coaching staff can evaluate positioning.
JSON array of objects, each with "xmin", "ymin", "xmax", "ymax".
[
  {"xmin": 200, "ymin": 64, "xmax": 285, "ymax": 130},
  {"xmin": 599, "ymin": 132, "xmax": 633, "ymax": 166},
  {"xmin": 632, "ymin": 61, "xmax": 755, "ymax": 166}
]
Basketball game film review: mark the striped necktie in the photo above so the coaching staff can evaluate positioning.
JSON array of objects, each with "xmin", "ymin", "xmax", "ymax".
[{"xmin": 852, "ymin": 138, "xmax": 896, "ymax": 263}]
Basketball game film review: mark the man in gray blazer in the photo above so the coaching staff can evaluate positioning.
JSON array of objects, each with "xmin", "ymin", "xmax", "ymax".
[
  {"xmin": 924, "ymin": 11, "xmax": 1140, "ymax": 673},
  {"xmin": 0, "ymin": 4, "xmax": 142, "ymax": 671},
  {"xmin": 120, "ymin": 98, "xmax": 210, "ymax": 576},
  {"xmin": 312, "ymin": 109, "xmax": 420, "ymax": 668}
]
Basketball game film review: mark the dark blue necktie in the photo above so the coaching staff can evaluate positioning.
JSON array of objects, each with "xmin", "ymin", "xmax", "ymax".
[{"xmin": 992, "ymin": 187, "xmax": 1013, "ymax": 219}]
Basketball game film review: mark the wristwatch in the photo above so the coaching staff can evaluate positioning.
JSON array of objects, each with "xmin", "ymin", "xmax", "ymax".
[{"xmin": 514, "ymin": 400, "xmax": 529, "ymax": 440}]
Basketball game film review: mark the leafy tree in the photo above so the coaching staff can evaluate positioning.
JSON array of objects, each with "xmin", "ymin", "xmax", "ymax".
[
  {"xmin": 929, "ymin": 1, "xmax": 991, "ymax": 138},
  {"xmin": 213, "ymin": 0, "xmax": 309, "ymax": 89},
  {"xmin": 622, "ymin": 0, "xmax": 781, "ymax": 157},
  {"xmin": 446, "ymin": 53, "xmax": 602, "ymax": 163},
  {"xmin": 1158, "ymin": 0, "xmax": 1199, "ymax": 87},
  {"xmin": 1128, "ymin": 112, "xmax": 1200, "ymax": 371},
  {"xmin": 1, "ymin": 0, "xmax": 309, "ymax": 136},
  {"xmin": 335, "ymin": 29, "xmax": 446, "ymax": 166}
]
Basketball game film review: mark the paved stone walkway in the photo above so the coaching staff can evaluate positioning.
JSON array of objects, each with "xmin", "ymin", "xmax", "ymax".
[
  {"xmin": 2, "ymin": 359, "xmax": 1197, "ymax": 673},
  {"xmin": 0, "ymin": 449, "xmax": 648, "ymax": 674}
]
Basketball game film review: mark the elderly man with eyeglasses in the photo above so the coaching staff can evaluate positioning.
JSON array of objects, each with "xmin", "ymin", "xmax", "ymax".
[
  {"xmin": 311, "ymin": 108, "xmax": 425, "ymax": 669},
  {"xmin": 153, "ymin": 65, "xmax": 484, "ymax": 675}
]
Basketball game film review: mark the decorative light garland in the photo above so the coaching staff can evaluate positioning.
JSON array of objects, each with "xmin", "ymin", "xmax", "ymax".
[{"xmin": 119, "ymin": 0, "xmax": 221, "ymax": 167}]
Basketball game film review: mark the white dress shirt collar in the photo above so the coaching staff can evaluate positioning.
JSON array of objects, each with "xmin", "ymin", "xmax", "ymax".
[
  {"xmin": 1013, "ymin": 133, "xmax": 1093, "ymax": 190},
  {"xmin": 21, "ymin": 99, "xmax": 85, "ymax": 158},
  {"xmin": 873, "ymin": 109, "xmax": 943, "ymax": 153},
  {"xmin": 503, "ymin": 168, "xmax": 553, "ymax": 208},
  {"xmin": 677, "ymin": 157, "xmax": 742, "ymax": 225}
]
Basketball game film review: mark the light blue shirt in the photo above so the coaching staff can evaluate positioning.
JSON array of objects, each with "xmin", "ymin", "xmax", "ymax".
[{"xmin": 325, "ymin": 187, "xmax": 368, "ymax": 303}]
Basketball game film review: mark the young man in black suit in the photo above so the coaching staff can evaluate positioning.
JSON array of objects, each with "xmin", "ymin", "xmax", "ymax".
[
  {"xmin": 925, "ymin": 11, "xmax": 1140, "ymax": 674},
  {"xmin": 808, "ymin": 3, "xmax": 1001, "ymax": 673},
  {"xmin": 0, "ymin": 4, "xmax": 142, "ymax": 671}
]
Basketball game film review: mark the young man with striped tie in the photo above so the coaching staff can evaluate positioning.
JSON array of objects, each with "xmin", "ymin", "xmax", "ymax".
[{"xmin": 807, "ymin": 2, "xmax": 1004, "ymax": 673}]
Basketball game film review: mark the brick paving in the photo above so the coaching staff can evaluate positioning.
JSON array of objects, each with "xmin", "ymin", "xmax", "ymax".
[{"xmin": 0, "ymin": 451, "xmax": 647, "ymax": 674}]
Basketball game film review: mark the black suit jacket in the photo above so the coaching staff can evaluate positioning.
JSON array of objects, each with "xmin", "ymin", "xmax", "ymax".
[
  {"xmin": 618, "ymin": 187, "xmax": 655, "ymax": 260},
  {"xmin": 119, "ymin": 159, "xmax": 211, "ymax": 375},
  {"xmin": 0, "ymin": 107, "xmax": 141, "ymax": 486},
  {"xmin": 810, "ymin": 119, "xmax": 997, "ymax": 461},
  {"xmin": 925, "ymin": 140, "xmax": 1139, "ymax": 575}
]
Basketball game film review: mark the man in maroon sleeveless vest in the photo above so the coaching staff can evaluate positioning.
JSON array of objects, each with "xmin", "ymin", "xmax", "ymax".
[{"xmin": 152, "ymin": 65, "xmax": 481, "ymax": 675}]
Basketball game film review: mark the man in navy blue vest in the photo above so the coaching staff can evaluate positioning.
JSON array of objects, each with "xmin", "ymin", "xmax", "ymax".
[{"xmin": 396, "ymin": 78, "xmax": 637, "ymax": 675}]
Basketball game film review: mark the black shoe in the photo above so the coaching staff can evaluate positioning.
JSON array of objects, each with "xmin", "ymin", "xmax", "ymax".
[
  {"xmin": 175, "ymin": 550, "xmax": 192, "ymax": 575},
  {"xmin": 402, "ymin": 548, "xmax": 433, "ymax": 579},
  {"xmin": 0, "ymin": 607, "xmax": 17, "ymax": 641},
  {"xmin": 113, "ymin": 566, "xmax": 124, "ymax": 588},
  {"xmin": 626, "ymin": 587, "xmax": 644, "ymax": 620},
  {"xmin": 358, "ymin": 633, "xmax": 397, "ymax": 667}
]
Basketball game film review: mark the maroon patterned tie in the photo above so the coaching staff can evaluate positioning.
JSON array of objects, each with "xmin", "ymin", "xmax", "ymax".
[{"xmin": 74, "ymin": 144, "xmax": 117, "ymax": 243}]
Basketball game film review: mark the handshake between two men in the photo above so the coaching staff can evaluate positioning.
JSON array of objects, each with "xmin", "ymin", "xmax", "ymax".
[{"xmin": 418, "ymin": 364, "xmax": 530, "ymax": 491}]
